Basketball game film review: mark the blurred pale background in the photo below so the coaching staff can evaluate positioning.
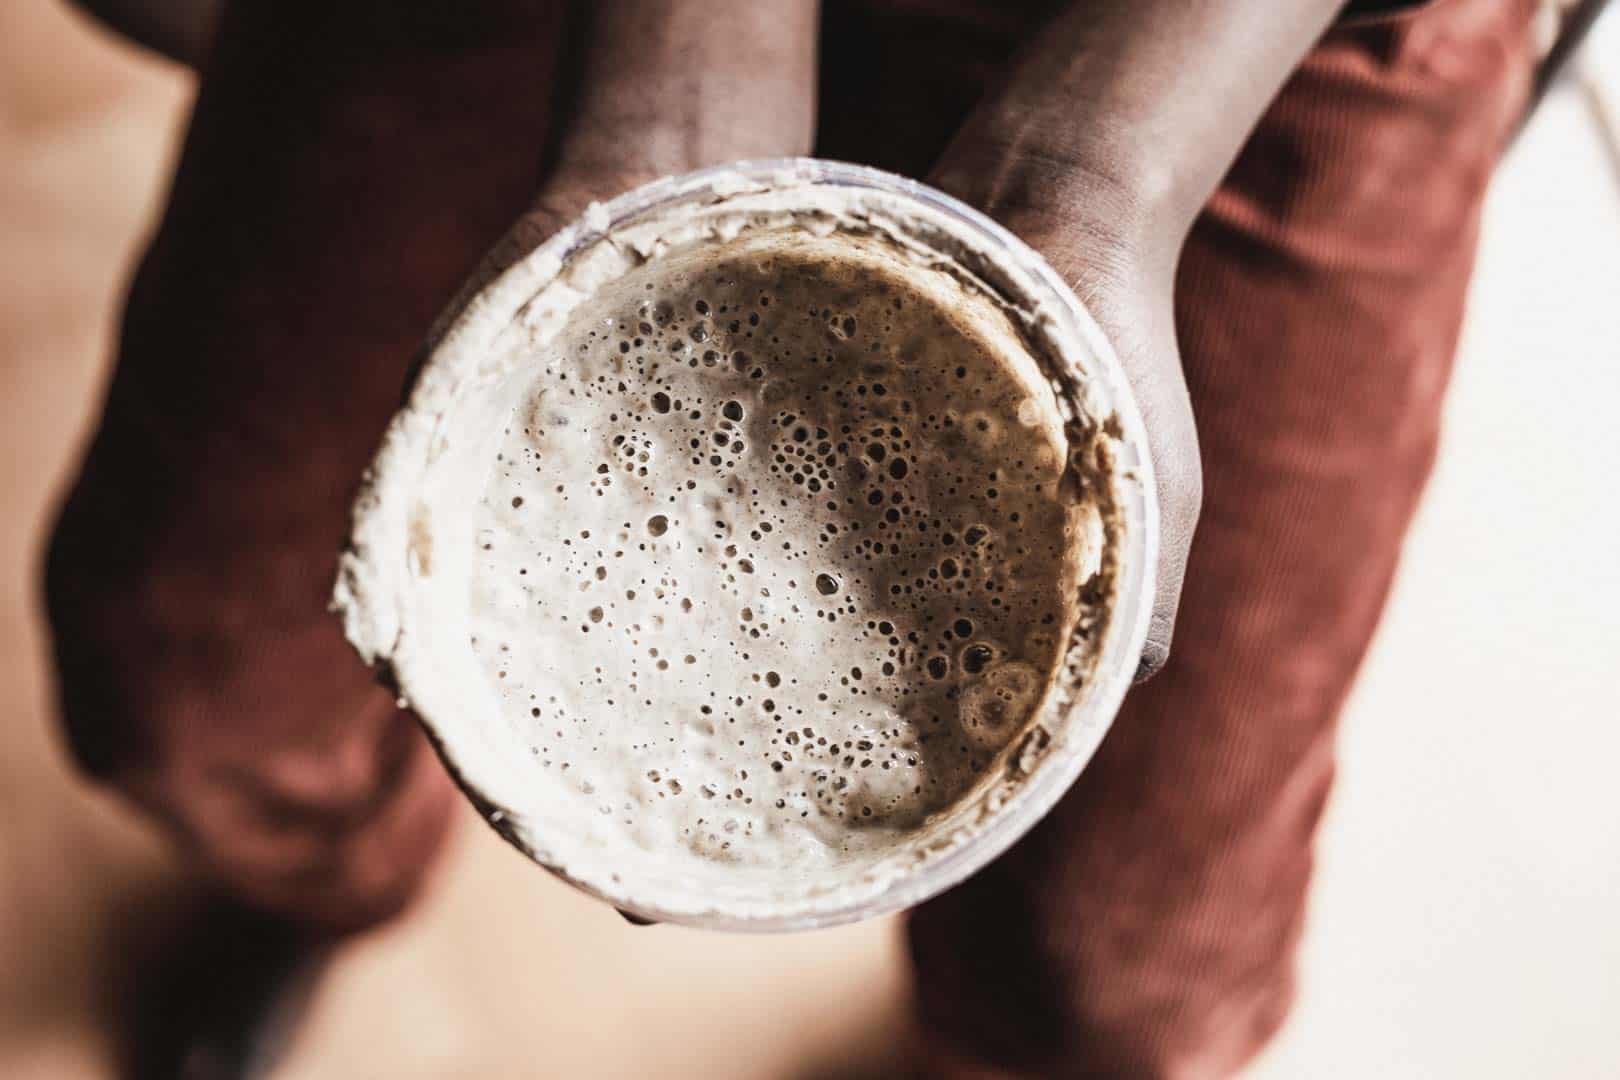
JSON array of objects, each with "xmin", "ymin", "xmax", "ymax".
[{"xmin": 1, "ymin": 2, "xmax": 1615, "ymax": 1076}]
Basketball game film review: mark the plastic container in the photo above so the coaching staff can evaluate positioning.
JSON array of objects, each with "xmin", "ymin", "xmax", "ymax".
[{"xmin": 338, "ymin": 158, "xmax": 1159, "ymax": 931}]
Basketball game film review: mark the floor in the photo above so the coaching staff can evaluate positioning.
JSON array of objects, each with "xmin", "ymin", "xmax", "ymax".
[{"xmin": 1, "ymin": 3, "xmax": 1615, "ymax": 1077}]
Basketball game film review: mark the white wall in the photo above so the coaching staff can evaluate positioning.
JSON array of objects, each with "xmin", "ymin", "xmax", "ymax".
[{"xmin": 1248, "ymin": 32, "xmax": 1620, "ymax": 1079}]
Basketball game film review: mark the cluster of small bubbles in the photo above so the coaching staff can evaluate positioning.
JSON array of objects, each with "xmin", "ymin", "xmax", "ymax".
[{"xmin": 470, "ymin": 239, "xmax": 1083, "ymax": 866}]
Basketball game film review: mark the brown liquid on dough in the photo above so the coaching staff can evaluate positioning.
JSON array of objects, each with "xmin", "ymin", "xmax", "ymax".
[{"xmin": 470, "ymin": 231, "xmax": 1081, "ymax": 870}]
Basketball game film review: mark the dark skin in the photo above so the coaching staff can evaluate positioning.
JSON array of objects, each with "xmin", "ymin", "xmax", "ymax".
[{"xmin": 50, "ymin": 0, "xmax": 1344, "ymax": 1071}]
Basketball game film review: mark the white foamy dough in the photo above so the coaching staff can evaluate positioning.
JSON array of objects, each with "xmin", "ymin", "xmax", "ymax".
[
  {"xmin": 335, "ymin": 167, "xmax": 1128, "ymax": 924},
  {"xmin": 471, "ymin": 232, "xmax": 1081, "ymax": 881}
]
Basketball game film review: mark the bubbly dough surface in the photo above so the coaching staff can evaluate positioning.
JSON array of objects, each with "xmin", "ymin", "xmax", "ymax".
[{"xmin": 470, "ymin": 232, "xmax": 1081, "ymax": 876}]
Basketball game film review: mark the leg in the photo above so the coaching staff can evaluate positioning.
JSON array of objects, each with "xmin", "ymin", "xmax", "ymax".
[
  {"xmin": 47, "ymin": 0, "xmax": 565, "ymax": 931},
  {"xmin": 43, "ymin": 5, "xmax": 571, "ymax": 1075},
  {"xmin": 910, "ymin": 1, "xmax": 1540, "ymax": 1075}
]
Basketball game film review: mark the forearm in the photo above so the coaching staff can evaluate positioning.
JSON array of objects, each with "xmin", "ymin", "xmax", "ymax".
[
  {"xmin": 933, "ymin": 0, "xmax": 1346, "ymax": 266},
  {"xmin": 551, "ymin": 0, "xmax": 819, "ymax": 184}
]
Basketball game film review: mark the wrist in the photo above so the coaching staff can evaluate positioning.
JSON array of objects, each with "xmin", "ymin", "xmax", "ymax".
[
  {"xmin": 930, "ymin": 0, "xmax": 1348, "ymax": 272},
  {"xmin": 931, "ymin": 127, "xmax": 1189, "ymax": 283},
  {"xmin": 551, "ymin": 0, "xmax": 816, "ymax": 187}
]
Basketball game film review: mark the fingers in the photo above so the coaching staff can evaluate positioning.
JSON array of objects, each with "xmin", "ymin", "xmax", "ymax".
[
  {"xmin": 1045, "ymin": 247, "xmax": 1203, "ymax": 684},
  {"xmin": 1126, "ymin": 338, "xmax": 1202, "ymax": 682}
]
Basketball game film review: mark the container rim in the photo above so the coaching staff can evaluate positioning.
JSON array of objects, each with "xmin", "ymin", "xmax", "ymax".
[{"xmin": 421, "ymin": 157, "xmax": 1160, "ymax": 931}]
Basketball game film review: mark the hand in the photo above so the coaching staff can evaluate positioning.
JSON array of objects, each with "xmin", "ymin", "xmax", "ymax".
[
  {"xmin": 922, "ymin": 0, "xmax": 1342, "ymax": 681},
  {"xmin": 816, "ymin": 0, "xmax": 1343, "ymax": 679},
  {"xmin": 930, "ymin": 150, "xmax": 1202, "ymax": 681}
]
